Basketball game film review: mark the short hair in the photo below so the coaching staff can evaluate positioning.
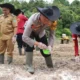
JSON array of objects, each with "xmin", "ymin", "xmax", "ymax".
[{"xmin": 14, "ymin": 9, "xmax": 22, "ymax": 16}]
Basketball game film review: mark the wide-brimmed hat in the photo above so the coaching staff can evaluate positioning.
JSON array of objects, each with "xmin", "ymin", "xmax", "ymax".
[
  {"xmin": 37, "ymin": 6, "xmax": 60, "ymax": 21},
  {"xmin": 70, "ymin": 22, "xmax": 80, "ymax": 35},
  {"xmin": 0, "ymin": 3, "xmax": 15, "ymax": 13}
]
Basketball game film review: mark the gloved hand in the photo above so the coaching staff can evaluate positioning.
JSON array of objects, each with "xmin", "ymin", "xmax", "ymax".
[
  {"xmin": 48, "ymin": 46, "xmax": 52, "ymax": 53},
  {"xmin": 38, "ymin": 42, "xmax": 47, "ymax": 49},
  {"xmin": 12, "ymin": 35, "xmax": 16, "ymax": 44}
]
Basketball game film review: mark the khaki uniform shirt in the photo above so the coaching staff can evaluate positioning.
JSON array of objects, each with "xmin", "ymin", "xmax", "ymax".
[
  {"xmin": 0, "ymin": 14, "xmax": 17, "ymax": 40},
  {"xmin": 23, "ymin": 13, "xmax": 54, "ymax": 47}
]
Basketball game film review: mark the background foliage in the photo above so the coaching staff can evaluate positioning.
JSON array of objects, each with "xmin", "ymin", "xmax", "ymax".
[{"xmin": 0, "ymin": 0, "xmax": 80, "ymax": 38}]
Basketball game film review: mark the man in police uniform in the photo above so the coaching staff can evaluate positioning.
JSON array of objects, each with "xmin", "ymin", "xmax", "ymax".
[
  {"xmin": 23, "ymin": 6, "xmax": 60, "ymax": 74},
  {"xmin": 0, "ymin": 3, "xmax": 17, "ymax": 64}
]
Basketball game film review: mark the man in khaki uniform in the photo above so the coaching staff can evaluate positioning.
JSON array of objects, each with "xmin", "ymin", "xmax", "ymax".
[{"xmin": 0, "ymin": 3, "xmax": 17, "ymax": 64}]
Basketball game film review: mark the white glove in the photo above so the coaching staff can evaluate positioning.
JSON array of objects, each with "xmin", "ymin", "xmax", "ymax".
[
  {"xmin": 38, "ymin": 42, "xmax": 47, "ymax": 49},
  {"xmin": 12, "ymin": 36, "xmax": 16, "ymax": 44},
  {"xmin": 48, "ymin": 46, "xmax": 52, "ymax": 53}
]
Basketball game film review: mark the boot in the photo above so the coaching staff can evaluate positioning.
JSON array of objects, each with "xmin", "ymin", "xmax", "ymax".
[
  {"xmin": 45, "ymin": 55, "xmax": 53, "ymax": 68},
  {"xmin": 26, "ymin": 52, "xmax": 34, "ymax": 74},
  {"xmin": 18, "ymin": 48, "xmax": 22, "ymax": 55},
  {"xmin": 0, "ymin": 54, "xmax": 4, "ymax": 64},
  {"xmin": 24, "ymin": 47, "xmax": 26, "ymax": 55},
  {"xmin": 7, "ymin": 56, "xmax": 13, "ymax": 64}
]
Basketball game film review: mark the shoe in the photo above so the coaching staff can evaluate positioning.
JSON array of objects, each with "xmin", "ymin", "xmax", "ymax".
[
  {"xmin": 45, "ymin": 55, "xmax": 53, "ymax": 68},
  {"xmin": 7, "ymin": 56, "xmax": 13, "ymax": 64},
  {"xmin": 75, "ymin": 56, "xmax": 80, "ymax": 62},
  {"xmin": 26, "ymin": 52, "xmax": 34, "ymax": 74},
  {"xmin": 0, "ymin": 54, "xmax": 4, "ymax": 64}
]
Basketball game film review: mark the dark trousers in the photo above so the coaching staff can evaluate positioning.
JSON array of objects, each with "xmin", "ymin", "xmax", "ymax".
[
  {"xmin": 16, "ymin": 33, "xmax": 26, "ymax": 48},
  {"xmin": 25, "ymin": 32, "xmax": 51, "ymax": 57}
]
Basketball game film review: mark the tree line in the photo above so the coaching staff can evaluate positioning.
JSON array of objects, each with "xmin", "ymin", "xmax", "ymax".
[{"xmin": 0, "ymin": 0, "xmax": 80, "ymax": 38}]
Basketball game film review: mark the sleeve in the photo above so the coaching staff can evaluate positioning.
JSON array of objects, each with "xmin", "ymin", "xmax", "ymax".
[
  {"xmin": 48, "ymin": 29, "xmax": 55, "ymax": 47},
  {"xmin": 12, "ymin": 16, "xmax": 17, "ymax": 28},
  {"xmin": 22, "ymin": 14, "xmax": 36, "ymax": 47},
  {"xmin": 24, "ymin": 20, "xmax": 27, "ymax": 29},
  {"xmin": 22, "ymin": 15, "xmax": 28, "ymax": 21}
]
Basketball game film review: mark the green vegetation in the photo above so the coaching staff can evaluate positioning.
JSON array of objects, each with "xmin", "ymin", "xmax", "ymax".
[{"xmin": 0, "ymin": 0, "xmax": 80, "ymax": 38}]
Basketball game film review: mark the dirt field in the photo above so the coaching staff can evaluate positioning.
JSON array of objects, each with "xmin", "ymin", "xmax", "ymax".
[{"xmin": 0, "ymin": 40, "xmax": 80, "ymax": 80}]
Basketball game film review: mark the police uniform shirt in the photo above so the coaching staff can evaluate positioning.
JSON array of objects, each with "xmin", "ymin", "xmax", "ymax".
[{"xmin": 23, "ymin": 13, "xmax": 55, "ymax": 47}]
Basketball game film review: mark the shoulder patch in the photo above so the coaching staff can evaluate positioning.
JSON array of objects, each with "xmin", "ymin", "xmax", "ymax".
[{"xmin": 13, "ymin": 19, "xmax": 17, "ymax": 23}]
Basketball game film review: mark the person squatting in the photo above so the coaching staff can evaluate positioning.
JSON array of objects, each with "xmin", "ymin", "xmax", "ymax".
[{"xmin": 22, "ymin": 6, "xmax": 60, "ymax": 74}]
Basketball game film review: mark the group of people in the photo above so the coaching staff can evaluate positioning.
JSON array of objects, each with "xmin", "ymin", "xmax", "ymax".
[
  {"xmin": 0, "ymin": 3, "xmax": 28, "ymax": 64},
  {"xmin": 0, "ymin": 3, "xmax": 80, "ymax": 74},
  {"xmin": 0, "ymin": 3, "xmax": 60, "ymax": 74}
]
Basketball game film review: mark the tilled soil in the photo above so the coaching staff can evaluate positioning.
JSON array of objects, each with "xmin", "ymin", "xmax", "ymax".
[{"xmin": 0, "ymin": 41, "xmax": 80, "ymax": 80}]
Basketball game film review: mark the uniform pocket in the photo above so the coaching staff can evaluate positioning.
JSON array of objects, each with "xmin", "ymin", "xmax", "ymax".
[
  {"xmin": 3, "ymin": 25, "xmax": 13, "ymax": 34},
  {"xmin": 6, "ymin": 20, "xmax": 12, "ymax": 25}
]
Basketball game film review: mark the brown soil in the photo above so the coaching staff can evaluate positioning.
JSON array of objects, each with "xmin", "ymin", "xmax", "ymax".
[{"xmin": 0, "ymin": 41, "xmax": 80, "ymax": 80}]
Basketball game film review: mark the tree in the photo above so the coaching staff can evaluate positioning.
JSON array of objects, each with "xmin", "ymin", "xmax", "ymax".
[
  {"xmin": 2, "ymin": 0, "xmax": 79, "ymax": 38},
  {"xmin": 53, "ymin": 0, "xmax": 69, "ymax": 6}
]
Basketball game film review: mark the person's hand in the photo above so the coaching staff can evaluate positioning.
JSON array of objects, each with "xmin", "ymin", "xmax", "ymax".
[
  {"xmin": 12, "ymin": 35, "xmax": 16, "ymax": 44},
  {"xmin": 48, "ymin": 46, "xmax": 53, "ymax": 53},
  {"xmin": 38, "ymin": 42, "xmax": 47, "ymax": 49}
]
